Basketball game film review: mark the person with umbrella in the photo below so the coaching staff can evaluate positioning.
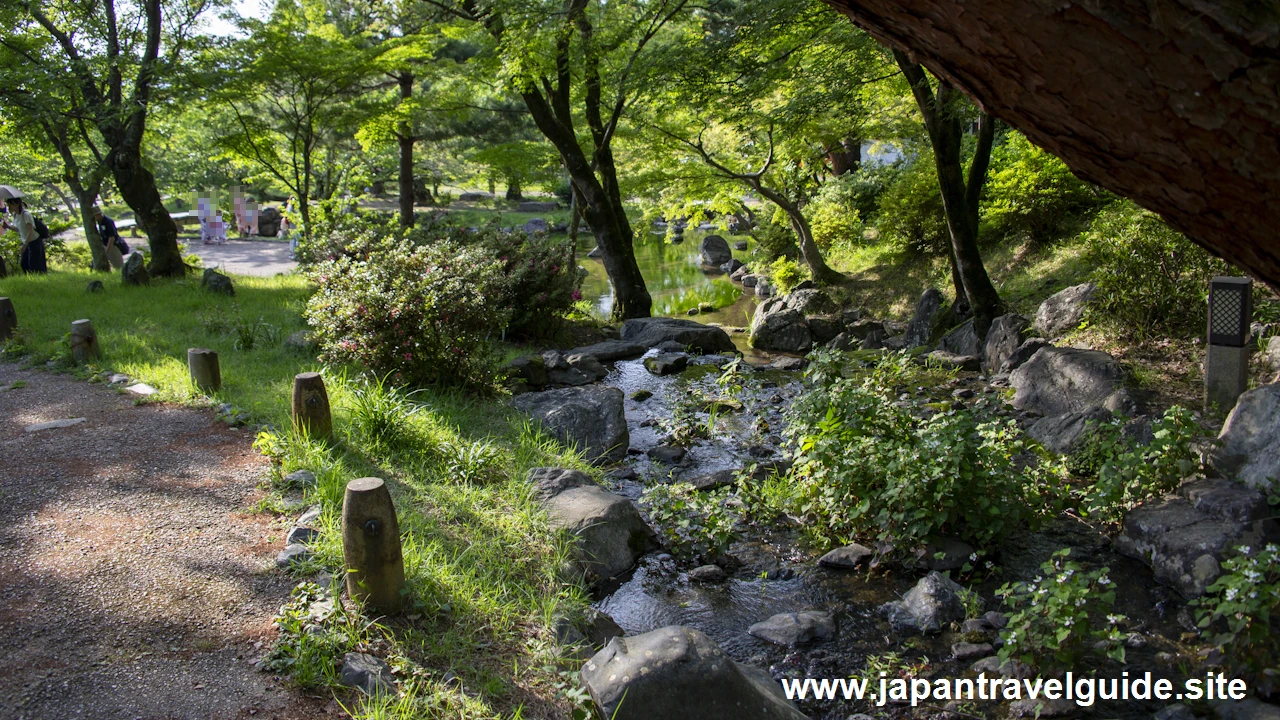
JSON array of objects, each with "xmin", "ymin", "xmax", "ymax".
[{"xmin": 0, "ymin": 186, "xmax": 47, "ymax": 274}]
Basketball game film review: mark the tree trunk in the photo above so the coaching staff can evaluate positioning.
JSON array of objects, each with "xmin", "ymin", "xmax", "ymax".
[
  {"xmin": 505, "ymin": 176, "xmax": 523, "ymax": 201},
  {"xmin": 755, "ymin": 184, "xmax": 845, "ymax": 286},
  {"xmin": 46, "ymin": 183, "xmax": 77, "ymax": 215},
  {"xmin": 75, "ymin": 188, "xmax": 109, "ymax": 272},
  {"xmin": 109, "ymin": 148, "xmax": 184, "ymax": 277},
  {"xmin": 827, "ymin": 0, "xmax": 1280, "ymax": 292},
  {"xmin": 827, "ymin": 137, "xmax": 862, "ymax": 175},
  {"xmin": 396, "ymin": 72, "xmax": 415, "ymax": 228}
]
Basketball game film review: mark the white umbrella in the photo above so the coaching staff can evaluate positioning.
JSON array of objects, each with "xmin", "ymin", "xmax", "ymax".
[{"xmin": 0, "ymin": 185, "xmax": 25, "ymax": 200}]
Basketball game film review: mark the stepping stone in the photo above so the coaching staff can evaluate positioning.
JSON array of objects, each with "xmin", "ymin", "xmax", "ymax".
[
  {"xmin": 286, "ymin": 526, "xmax": 320, "ymax": 545},
  {"xmin": 126, "ymin": 383, "xmax": 157, "ymax": 396},
  {"xmin": 340, "ymin": 652, "xmax": 396, "ymax": 696},
  {"xmin": 688, "ymin": 565, "xmax": 729, "ymax": 583},
  {"xmin": 297, "ymin": 505, "xmax": 322, "ymax": 526},
  {"xmin": 748, "ymin": 610, "xmax": 836, "ymax": 647},
  {"xmin": 276, "ymin": 544, "xmax": 313, "ymax": 568},
  {"xmin": 24, "ymin": 417, "xmax": 87, "ymax": 433},
  {"xmin": 108, "ymin": 374, "xmax": 130, "ymax": 384},
  {"xmin": 817, "ymin": 543, "xmax": 874, "ymax": 569}
]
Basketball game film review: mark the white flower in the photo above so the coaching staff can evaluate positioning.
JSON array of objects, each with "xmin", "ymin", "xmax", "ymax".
[
  {"xmin": 1007, "ymin": 632, "xmax": 1017, "ymax": 643},
  {"xmin": 1225, "ymin": 588, "xmax": 1239, "ymax": 601},
  {"xmin": 1033, "ymin": 576, "xmax": 1043, "ymax": 583},
  {"xmin": 1075, "ymin": 599, "xmax": 1084, "ymax": 607},
  {"xmin": 1058, "ymin": 575, "xmax": 1068, "ymax": 584},
  {"xmin": 1098, "ymin": 575, "xmax": 1111, "ymax": 585},
  {"xmin": 969, "ymin": 553, "xmax": 978, "ymax": 562},
  {"xmin": 1063, "ymin": 617, "xmax": 1074, "ymax": 626},
  {"xmin": 1265, "ymin": 544, "xmax": 1277, "ymax": 554},
  {"xmin": 1250, "ymin": 592, "xmax": 1258, "ymax": 599},
  {"xmin": 1241, "ymin": 546, "xmax": 1252, "ymax": 555},
  {"xmin": 1107, "ymin": 614, "xmax": 1121, "ymax": 625}
]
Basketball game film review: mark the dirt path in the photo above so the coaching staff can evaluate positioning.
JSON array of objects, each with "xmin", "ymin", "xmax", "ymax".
[{"xmin": 0, "ymin": 363, "xmax": 331, "ymax": 720}]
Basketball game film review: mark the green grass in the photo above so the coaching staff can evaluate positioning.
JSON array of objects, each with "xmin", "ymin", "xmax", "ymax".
[{"xmin": 0, "ymin": 266, "xmax": 597, "ymax": 718}]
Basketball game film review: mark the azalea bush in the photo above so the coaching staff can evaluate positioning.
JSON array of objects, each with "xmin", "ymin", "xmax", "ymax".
[{"xmin": 305, "ymin": 236, "xmax": 507, "ymax": 388}]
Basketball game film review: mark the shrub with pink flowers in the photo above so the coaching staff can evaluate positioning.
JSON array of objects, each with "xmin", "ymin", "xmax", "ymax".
[{"xmin": 304, "ymin": 236, "xmax": 508, "ymax": 388}]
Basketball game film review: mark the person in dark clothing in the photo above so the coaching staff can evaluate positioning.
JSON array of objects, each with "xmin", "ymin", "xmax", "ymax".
[
  {"xmin": 3, "ymin": 197, "xmax": 47, "ymax": 274},
  {"xmin": 93, "ymin": 207, "xmax": 127, "ymax": 269}
]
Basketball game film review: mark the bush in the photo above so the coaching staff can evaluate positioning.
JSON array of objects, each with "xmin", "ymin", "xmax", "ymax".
[
  {"xmin": 983, "ymin": 132, "xmax": 1104, "ymax": 241},
  {"xmin": 1084, "ymin": 201, "xmax": 1235, "ymax": 339},
  {"xmin": 304, "ymin": 235, "xmax": 508, "ymax": 388},
  {"xmin": 876, "ymin": 152, "xmax": 949, "ymax": 256},
  {"xmin": 805, "ymin": 174, "xmax": 864, "ymax": 251},
  {"xmin": 767, "ymin": 257, "xmax": 808, "ymax": 295},
  {"xmin": 997, "ymin": 549, "xmax": 1127, "ymax": 672},
  {"xmin": 774, "ymin": 350, "xmax": 1046, "ymax": 551},
  {"xmin": 1194, "ymin": 542, "xmax": 1280, "ymax": 695},
  {"xmin": 1080, "ymin": 406, "xmax": 1202, "ymax": 525},
  {"xmin": 640, "ymin": 482, "xmax": 738, "ymax": 561},
  {"xmin": 749, "ymin": 218, "xmax": 800, "ymax": 263}
]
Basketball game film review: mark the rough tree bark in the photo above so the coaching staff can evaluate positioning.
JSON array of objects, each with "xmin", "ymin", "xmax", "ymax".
[
  {"xmin": 826, "ymin": 137, "xmax": 861, "ymax": 176},
  {"xmin": 396, "ymin": 71, "xmax": 416, "ymax": 228},
  {"xmin": 896, "ymin": 51, "xmax": 1003, "ymax": 334},
  {"xmin": 42, "ymin": 121, "xmax": 109, "ymax": 272},
  {"xmin": 826, "ymin": 0, "xmax": 1280, "ymax": 290}
]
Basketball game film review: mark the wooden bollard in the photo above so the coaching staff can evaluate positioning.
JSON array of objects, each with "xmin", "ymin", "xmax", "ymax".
[
  {"xmin": 69, "ymin": 319, "xmax": 100, "ymax": 363},
  {"xmin": 0, "ymin": 297, "xmax": 15, "ymax": 341},
  {"xmin": 291, "ymin": 371, "xmax": 332, "ymax": 439},
  {"xmin": 187, "ymin": 348, "xmax": 221, "ymax": 393},
  {"xmin": 342, "ymin": 477, "xmax": 405, "ymax": 614}
]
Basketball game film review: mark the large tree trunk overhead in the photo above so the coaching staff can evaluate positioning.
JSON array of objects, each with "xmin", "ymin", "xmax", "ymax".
[
  {"xmin": 826, "ymin": 0, "xmax": 1280, "ymax": 290},
  {"xmin": 108, "ymin": 149, "xmax": 184, "ymax": 277}
]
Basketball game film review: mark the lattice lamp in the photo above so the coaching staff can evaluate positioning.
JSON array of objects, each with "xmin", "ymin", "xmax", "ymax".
[
  {"xmin": 1204, "ymin": 276, "xmax": 1252, "ymax": 412},
  {"xmin": 1208, "ymin": 277, "xmax": 1253, "ymax": 347}
]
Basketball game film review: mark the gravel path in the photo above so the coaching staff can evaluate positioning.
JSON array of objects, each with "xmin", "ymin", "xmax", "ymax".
[
  {"xmin": 0, "ymin": 363, "xmax": 331, "ymax": 719},
  {"xmin": 186, "ymin": 239, "xmax": 298, "ymax": 278}
]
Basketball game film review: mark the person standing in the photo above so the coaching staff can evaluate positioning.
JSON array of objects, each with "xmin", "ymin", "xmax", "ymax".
[
  {"xmin": 93, "ymin": 206, "xmax": 127, "ymax": 269},
  {"xmin": 2, "ymin": 197, "xmax": 47, "ymax": 273}
]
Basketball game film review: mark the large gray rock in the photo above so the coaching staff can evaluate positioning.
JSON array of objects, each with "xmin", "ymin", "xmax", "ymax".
[
  {"xmin": 927, "ymin": 350, "xmax": 981, "ymax": 372},
  {"xmin": 569, "ymin": 340, "xmax": 647, "ymax": 362},
  {"xmin": 620, "ymin": 317, "xmax": 736, "ymax": 354},
  {"xmin": 1027, "ymin": 406, "xmax": 1113, "ymax": 454},
  {"xmin": 528, "ymin": 468, "xmax": 655, "ymax": 584},
  {"xmin": 983, "ymin": 314, "xmax": 1031, "ymax": 373},
  {"xmin": 882, "ymin": 571, "xmax": 966, "ymax": 634},
  {"xmin": 581, "ymin": 626, "xmax": 807, "ymax": 720},
  {"xmin": 903, "ymin": 288, "xmax": 949, "ymax": 349},
  {"xmin": 503, "ymin": 354, "xmax": 548, "ymax": 387},
  {"xmin": 201, "ymin": 268, "xmax": 235, "ymax": 296},
  {"xmin": 340, "ymin": 653, "xmax": 395, "ymax": 696},
  {"xmin": 750, "ymin": 301, "xmax": 811, "ymax": 353},
  {"xmin": 1010, "ymin": 346, "xmax": 1129, "ymax": 417},
  {"xmin": 1114, "ymin": 478, "xmax": 1279, "ymax": 596},
  {"xmin": 1000, "ymin": 337, "xmax": 1050, "ymax": 373},
  {"xmin": 700, "ymin": 235, "xmax": 733, "ymax": 266},
  {"xmin": 122, "ymin": 251, "xmax": 149, "ymax": 286},
  {"xmin": 748, "ymin": 610, "xmax": 837, "ymax": 647},
  {"xmin": 1213, "ymin": 384, "xmax": 1280, "ymax": 491},
  {"xmin": 512, "ymin": 386, "xmax": 629, "ymax": 464},
  {"xmin": 1035, "ymin": 282, "xmax": 1096, "ymax": 338},
  {"xmin": 939, "ymin": 319, "xmax": 983, "ymax": 357},
  {"xmin": 818, "ymin": 543, "xmax": 874, "ymax": 569},
  {"xmin": 523, "ymin": 217, "xmax": 550, "ymax": 234},
  {"xmin": 555, "ymin": 607, "xmax": 625, "ymax": 652},
  {"xmin": 644, "ymin": 352, "xmax": 688, "ymax": 376},
  {"xmin": 1264, "ymin": 336, "xmax": 1280, "ymax": 377},
  {"xmin": 258, "ymin": 206, "xmax": 282, "ymax": 236},
  {"xmin": 784, "ymin": 288, "xmax": 840, "ymax": 316},
  {"xmin": 541, "ymin": 351, "xmax": 608, "ymax": 386}
]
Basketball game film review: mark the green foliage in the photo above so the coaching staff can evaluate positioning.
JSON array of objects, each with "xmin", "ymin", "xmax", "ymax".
[
  {"xmin": 263, "ymin": 582, "xmax": 364, "ymax": 688},
  {"xmin": 983, "ymin": 133, "xmax": 1103, "ymax": 242},
  {"xmin": 305, "ymin": 235, "xmax": 507, "ymax": 389},
  {"xmin": 768, "ymin": 256, "xmax": 808, "ymax": 295},
  {"xmin": 640, "ymin": 482, "xmax": 738, "ymax": 561},
  {"xmin": 1194, "ymin": 542, "xmax": 1280, "ymax": 695},
  {"xmin": 658, "ymin": 394, "xmax": 712, "ymax": 447},
  {"xmin": 345, "ymin": 373, "xmax": 424, "ymax": 452},
  {"xmin": 750, "ymin": 218, "xmax": 800, "ymax": 263},
  {"xmin": 775, "ymin": 350, "xmax": 1046, "ymax": 550},
  {"xmin": 875, "ymin": 152, "xmax": 949, "ymax": 256},
  {"xmin": 805, "ymin": 174, "xmax": 864, "ymax": 251},
  {"xmin": 1081, "ymin": 406, "xmax": 1202, "ymax": 525},
  {"xmin": 1084, "ymin": 202, "xmax": 1234, "ymax": 339},
  {"xmin": 997, "ymin": 550, "xmax": 1127, "ymax": 672}
]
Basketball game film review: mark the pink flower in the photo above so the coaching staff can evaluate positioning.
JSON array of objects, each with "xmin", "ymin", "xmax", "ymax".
[
  {"xmin": 572, "ymin": 290, "xmax": 582, "ymax": 301},
  {"xmin": 403, "ymin": 352, "xmax": 412, "ymax": 361}
]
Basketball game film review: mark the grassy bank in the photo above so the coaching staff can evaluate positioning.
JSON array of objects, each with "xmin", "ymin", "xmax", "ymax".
[{"xmin": 0, "ymin": 267, "xmax": 594, "ymax": 719}]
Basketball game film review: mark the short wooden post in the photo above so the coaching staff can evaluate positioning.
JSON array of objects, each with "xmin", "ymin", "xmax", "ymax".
[
  {"xmin": 342, "ymin": 477, "xmax": 406, "ymax": 614},
  {"xmin": 187, "ymin": 348, "xmax": 221, "ymax": 393},
  {"xmin": 291, "ymin": 371, "xmax": 333, "ymax": 439},
  {"xmin": 69, "ymin": 319, "xmax": 100, "ymax": 363},
  {"xmin": 0, "ymin": 297, "xmax": 16, "ymax": 341}
]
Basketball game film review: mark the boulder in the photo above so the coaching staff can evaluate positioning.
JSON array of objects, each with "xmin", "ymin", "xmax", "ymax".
[
  {"xmin": 644, "ymin": 352, "xmax": 688, "ymax": 376},
  {"xmin": 741, "ymin": 274, "xmax": 758, "ymax": 288},
  {"xmin": 818, "ymin": 543, "xmax": 874, "ymax": 569},
  {"xmin": 1212, "ymin": 699, "xmax": 1280, "ymax": 720},
  {"xmin": 459, "ymin": 192, "xmax": 490, "ymax": 201},
  {"xmin": 721, "ymin": 258, "xmax": 745, "ymax": 275},
  {"xmin": 122, "ymin": 251, "xmax": 150, "ymax": 286},
  {"xmin": 731, "ymin": 264, "xmax": 751, "ymax": 282},
  {"xmin": 1035, "ymin": 282, "xmax": 1096, "ymax": 338},
  {"xmin": 983, "ymin": 314, "xmax": 1031, "ymax": 373},
  {"xmin": 276, "ymin": 544, "xmax": 313, "ymax": 568},
  {"xmin": 754, "ymin": 279, "xmax": 774, "ymax": 297},
  {"xmin": 587, "ymin": 246, "xmax": 602, "ymax": 259},
  {"xmin": 1212, "ymin": 384, "xmax": 1280, "ymax": 491},
  {"xmin": 953, "ymin": 642, "xmax": 994, "ymax": 661},
  {"xmin": 827, "ymin": 332, "xmax": 857, "ymax": 351},
  {"xmin": 845, "ymin": 318, "xmax": 885, "ymax": 340},
  {"xmin": 699, "ymin": 235, "xmax": 733, "ymax": 266},
  {"xmin": 882, "ymin": 571, "xmax": 966, "ymax": 634},
  {"xmin": 523, "ymin": 217, "xmax": 550, "ymax": 234},
  {"xmin": 733, "ymin": 240, "xmax": 748, "ymax": 251},
  {"xmin": 807, "ymin": 315, "xmax": 843, "ymax": 344},
  {"xmin": 860, "ymin": 331, "xmax": 887, "ymax": 350},
  {"xmin": 927, "ymin": 350, "xmax": 980, "ymax": 372},
  {"xmin": 568, "ymin": 340, "xmax": 647, "ymax": 362},
  {"xmin": 750, "ymin": 301, "xmax": 811, "ymax": 353},
  {"xmin": 512, "ymin": 386, "xmax": 629, "ymax": 464},
  {"xmin": 620, "ymin": 317, "xmax": 736, "ymax": 354},
  {"xmin": 539, "ymin": 351, "xmax": 608, "ymax": 386},
  {"xmin": 688, "ymin": 469, "xmax": 737, "ymax": 491},
  {"xmin": 647, "ymin": 445, "xmax": 687, "ymax": 465},
  {"xmin": 517, "ymin": 201, "xmax": 558, "ymax": 213},
  {"xmin": 258, "ymin": 206, "xmax": 282, "ymax": 236},
  {"xmin": 504, "ymin": 354, "xmax": 548, "ymax": 387},
  {"xmin": 748, "ymin": 610, "xmax": 837, "ymax": 647},
  {"xmin": 555, "ymin": 607, "xmax": 625, "ymax": 651},
  {"xmin": 689, "ymin": 564, "xmax": 729, "ymax": 583},
  {"xmin": 201, "ymin": 268, "xmax": 234, "ymax": 296},
  {"xmin": 340, "ymin": 653, "xmax": 396, "ymax": 696},
  {"xmin": 1001, "ymin": 337, "xmax": 1051, "ymax": 373},
  {"xmin": 1264, "ymin": 336, "xmax": 1280, "ymax": 376},
  {"xmin": 527, "ymin": 468, "xmax": 655, "ymax": 583},
  {"xmin": 1114, "ymin": 478, "xmax": 1279, "ymax": 596},
  {"xmin": 581, "ymin": 626, "xmax": 807, "ymax": 720},
  {"xmin": 921, "ymin": 537, "xmax": 977, "ymax": 572},
  {"xmin": 1010, "ymin": 346, "xmax": 1129, "ymax": 417},
  {"xmin": 1027, "ymin": 406, "xmax": 1113, "ymax": 454},
  {"xmin": 938, "ymin": 318, "xmax": 983, "ymax": 357},
  {"xmin": 902, "ymin": 288, "xmax": 948, "ymax": 349}
]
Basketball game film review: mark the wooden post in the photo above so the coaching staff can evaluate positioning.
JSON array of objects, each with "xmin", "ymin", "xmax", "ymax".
[
  {"xmin": 0, "ymin": 297, "xmax": 15, "ymax": 341},
  {"xmin": 69, "ymin": 319, "xmax": 100, "ymax": 363},
  {"xmin": 342, "ymin": 477, "xmax": 406, "ymax": 614},
  {"xmin": 291, "ymin": 371, "xmax": 332, "ymax": 439},
  {"xmin": 187, "ymin": 348, "xmax": 221, "ymax": 393}
]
